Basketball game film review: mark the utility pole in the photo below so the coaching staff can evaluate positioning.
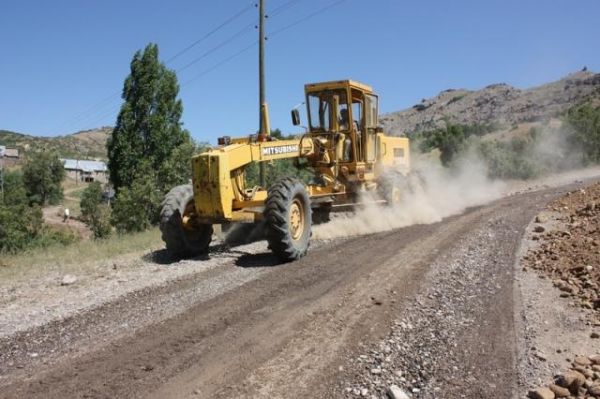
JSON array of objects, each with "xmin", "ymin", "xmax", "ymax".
[{"xmin": 258, "ymin": 0, "xmax": 267, "ymax": 187}]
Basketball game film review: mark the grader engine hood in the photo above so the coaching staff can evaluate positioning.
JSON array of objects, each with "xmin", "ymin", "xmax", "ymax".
[{"xmin": 191, "ymin": 138, "xmax": 314, "ymax": 223}]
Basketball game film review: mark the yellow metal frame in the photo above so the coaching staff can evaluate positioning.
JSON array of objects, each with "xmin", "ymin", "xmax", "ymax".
[{"xmin": 191, "ymin": 80, "xmax": 411, "ymax": 224}]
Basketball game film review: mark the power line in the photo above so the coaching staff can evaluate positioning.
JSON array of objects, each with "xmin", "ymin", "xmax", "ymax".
[
  {"xmin": 84, "ymin": 103, "xmax": 122, "ymax": 131},
  {"xmin": 57, "ymin": 2, "xmax": 255, "ymax": 134},
  {"xmin": 270, "ymin": 0, "xmax": 348, "ymax": 38},
  {"xmin": 165, "ymin": 2, "xmax": 254, "ymax": 64},
  {"xmin": 269, "ymin": 0, "xmax": 302, "ymax": 17},
  {"xmin": 179, "ymin": 0, "xmax": 349, "ymax": 90},
  {"xmin": 71, "ymin": 0, "xmax": 350, "ymax": 130},
  {"xmin": 175, "ymin": 22, "xmax": 255, "ymax": 73},
  {"xmin": 180, "ymin": 43, "xmax": 258, "ymax": 88},
  {"xmin": 55, "ymin": 92, "xmax": 120, "ymax": 134}
]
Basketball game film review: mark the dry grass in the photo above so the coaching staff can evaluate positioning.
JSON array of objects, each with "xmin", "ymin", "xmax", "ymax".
[{"xmin": 0, "ymin": 229, "xmax": 162, "ymax": 284}]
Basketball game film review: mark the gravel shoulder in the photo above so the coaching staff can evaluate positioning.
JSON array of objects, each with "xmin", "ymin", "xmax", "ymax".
[
  {"xmin": 331, "ymin": 183, "xmax": 572, "ymax": 399},
  {"xmin": 515, "ymin": 183, "xmax": 600, "ymax": 397}
]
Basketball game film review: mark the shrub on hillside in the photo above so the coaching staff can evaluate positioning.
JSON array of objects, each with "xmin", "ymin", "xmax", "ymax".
[
  {"xmin": 0, "ymin": 204, "xmax": 41, "ymax": 253},
  {"xmin": 419, "ymin": 124, "xmax": 468, "ymax": 166},
  {"xmin": 80, "ymin": 182, "xmax": 112, "ymax": 239},
  {"xmin": 80, "ymin": 182, "xmax": 103, "ymax": 223},
  {"xmin": 475, "ymin": 139, "xmax": 539, "ymax": 179},
  {"xmin": 111, "ymin": 173, "xmax": 162, "ymax": 234},
  {"xmin": 564, "ymin": 103, "xmax": 600, "ymax": 163},
  {"xmin": 0, "ymin": 170, "xmax": 46, "ymax": 253},
  {"xmin": 90, "ymin": 204, "xmax": 112, "ymax": 239}
]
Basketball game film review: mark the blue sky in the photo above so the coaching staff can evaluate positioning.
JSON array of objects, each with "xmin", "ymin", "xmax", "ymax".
[{"xmin": 1, "ymin": 0, "xmax": 599, "ymax": 144}]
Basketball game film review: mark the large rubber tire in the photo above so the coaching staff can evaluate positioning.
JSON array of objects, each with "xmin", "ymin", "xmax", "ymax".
[
  {"xmin": 160, "ymin": 184, "xmax": 213, "ymax": 258},
  {"xmin": 264, "ymin": 178, "xmax": 312, "ymax": 262},
  {"xmin": 377, "ymin": 172, "xmax": 405, "ymax": 206}
]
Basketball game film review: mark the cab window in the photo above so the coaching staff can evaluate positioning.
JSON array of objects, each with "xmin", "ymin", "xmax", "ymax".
[
  {"xmin": 365, "ymin": 94, "xmax": 378, "ymax": 161},
  {"xmin": 352, "ymin": 101, "xmax": 362, "ymax": 131},
  {"xmin": 307, "ymin": 90, "xmax": 347, "ymax": 131},
  {"xmin": 365, "ymin": 94, "xmax": 378, "ymax": 129}
]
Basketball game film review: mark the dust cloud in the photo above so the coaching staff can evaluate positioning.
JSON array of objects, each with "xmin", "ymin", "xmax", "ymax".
[
  {"xmin": 312, "ymin": 154, "xmax": 505, "ymax": 240},
  {"xmin": 529, "ymin": 124, "xmax": 585, "ymax": 173}
]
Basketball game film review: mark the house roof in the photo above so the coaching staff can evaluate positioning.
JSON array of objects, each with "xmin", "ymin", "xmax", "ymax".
[
  {"xmin": 4, "ymin": 148, "xmax": 19, "ymax": 157},
  {"xmin": 0, "ymin": 146, "xmax": 5, "ymax": 157},
  {"xmin": 61, "ymin": 159, "xmax": 107, "ymax": 173}
]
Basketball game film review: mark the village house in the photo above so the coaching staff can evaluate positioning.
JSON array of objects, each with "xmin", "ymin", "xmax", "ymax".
[{"xmin": 61, "ymin": 159, "xmax": 108, "ymax": 183}]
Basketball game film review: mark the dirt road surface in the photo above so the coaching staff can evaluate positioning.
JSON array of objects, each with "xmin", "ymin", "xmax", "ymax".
[{"xmin": 0, "ymin": 180, "xmax": 596, "ymax": 398}]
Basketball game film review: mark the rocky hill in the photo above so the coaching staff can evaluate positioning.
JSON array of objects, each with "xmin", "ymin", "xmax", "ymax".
[
  {"xmin": 381, "ymin": 70, "xmax": 600, "ymax": 136},
  {"xmin": 0, "ymin": 127, "xmax": 111, "ymax": 160}
]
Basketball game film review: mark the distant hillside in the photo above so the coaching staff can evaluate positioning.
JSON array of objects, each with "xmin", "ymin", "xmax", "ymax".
[
  {"xmin": 0, "ymin": 127, "xmax": 111, "ymax": 160},
  {"xmin": 381, "ymin": 70, "xmax": 600, "ymax": 136}
]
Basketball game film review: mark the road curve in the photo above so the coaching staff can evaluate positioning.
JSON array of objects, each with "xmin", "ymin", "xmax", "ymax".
[{"xmin": 0, "ymin": 183, "xmax": 584, "ymax": 399}]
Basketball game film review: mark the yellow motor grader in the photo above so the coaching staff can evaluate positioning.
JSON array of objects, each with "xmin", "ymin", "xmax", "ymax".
[{"xmin": 159, "ymin": 79, "xmax": 410, "ymax": 261}]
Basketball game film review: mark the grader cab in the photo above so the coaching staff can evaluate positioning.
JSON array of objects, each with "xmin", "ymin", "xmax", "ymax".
[{"xmin": 159, "ymin": 80, "xmax": 410, "ymax": 262}]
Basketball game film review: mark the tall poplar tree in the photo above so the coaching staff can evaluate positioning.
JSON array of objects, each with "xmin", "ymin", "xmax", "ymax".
[{"xmin": 107, "ymin": 43, "xmax": 192, "ymax": 192}]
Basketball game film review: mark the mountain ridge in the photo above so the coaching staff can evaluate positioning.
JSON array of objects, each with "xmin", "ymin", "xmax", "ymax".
[
  {"xmin": 0, "ymin": 127, "xmax": 112, "ymax": 160},
  {"xmin": 381, "ymin": 70, "xmax": 600, "ymax": 136}
]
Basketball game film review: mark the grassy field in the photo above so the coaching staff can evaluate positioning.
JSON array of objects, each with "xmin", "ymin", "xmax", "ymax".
[{"xmin": 0, "ymin": 229, "xmax": 162, "ymax": 283}]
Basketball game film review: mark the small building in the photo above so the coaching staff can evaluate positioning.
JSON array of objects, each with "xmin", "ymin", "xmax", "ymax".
[
  {"xmin": 3, "ymin": 148, "xmax": 19, "ymax": 158},
  {"xmin": 61, "ymin": 159, "xmax": 108, "ymax": 183},
  {"xmin": 0, "ymin": 145, "xmax": 5, "ymax": 158}
]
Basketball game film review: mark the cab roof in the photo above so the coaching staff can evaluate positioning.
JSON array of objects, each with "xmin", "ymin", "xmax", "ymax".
[{"xmin": 304, "ymin": 80, "xmax": 374, "ymax": 94}]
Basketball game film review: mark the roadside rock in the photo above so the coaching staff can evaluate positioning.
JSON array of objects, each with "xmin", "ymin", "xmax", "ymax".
[
  {"xmin": 387, "ymin": 385, "xmax": 411, "ymax": 399},
  {"xmin": 557, "ymin": 370, "xmax": 586, "ymax": 393},
  {"xmin": 528, "ymin": 387, "xmax": 555, "ymax": 399},
  {"xmin": 588, "ymin": 383, "xmax": 600, "ymax": 396},
  {"xmin": 574, "ymin": 356, "xmax": 592, "ymax": 367},
  {"xmin": 60, "ymin": 275, "xmax": 77, "ymax": 286},
  {"xmin": 548, "ymin": 383, "xmax": 570, "ymax": 398}
]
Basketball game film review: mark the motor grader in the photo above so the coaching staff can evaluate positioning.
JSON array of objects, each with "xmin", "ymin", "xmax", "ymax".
[{"xmin": 159, "ymin": 80, "xmax": 410, "ymax": 262}]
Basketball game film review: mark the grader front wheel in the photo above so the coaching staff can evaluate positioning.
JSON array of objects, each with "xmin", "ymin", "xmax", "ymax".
[
  {"xmin": 160, "ymin": 184, "xmax": 213, "ymax": 258},
  {"xmin": 264, "ymin": 178, "xmax": 312, "ymax": 262}
]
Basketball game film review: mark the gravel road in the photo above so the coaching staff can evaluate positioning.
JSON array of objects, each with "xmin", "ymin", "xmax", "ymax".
[{"xmin": 0, "ymin": 177, "xmax": 597, "ymax": 399}]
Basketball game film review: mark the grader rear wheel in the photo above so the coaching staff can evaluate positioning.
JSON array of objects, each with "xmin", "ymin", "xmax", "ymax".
[
  {"xmin": 160, "ymin": 184, "xmax": 213, "ymax": 258},
  {"xmin": 378, "ymin": 172, "xmax": 405, "ymax": 206},
  {"xmin": 264, "ymin": 177, "xmax": 312, "ymax": 262}
]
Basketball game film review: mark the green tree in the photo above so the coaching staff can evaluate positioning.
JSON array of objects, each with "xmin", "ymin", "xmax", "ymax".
[
  {"xmin": 0, "ymin": 170, "xmax": 45, "ymax": 253},
  {"xmin": 22, "ymin": 151, "xmax": 65, "ymax": 205},
  {"xmin": 2, "ymin": 170, "xmax": 27, "ymax": 206},
  {"xmin": 110, "ymin": 169, "xmax": 162, "ymax": 233},
  {"xmin": 157, "ymin": 140, "xmax": 195, "ymax": 192},
  {"xmin": 80, "ymin": 182, "xmax": 103, "ymax": 223},
  {"xmin": 107, "ymin": 43, "xmax": 192, "ymax": 193}
]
